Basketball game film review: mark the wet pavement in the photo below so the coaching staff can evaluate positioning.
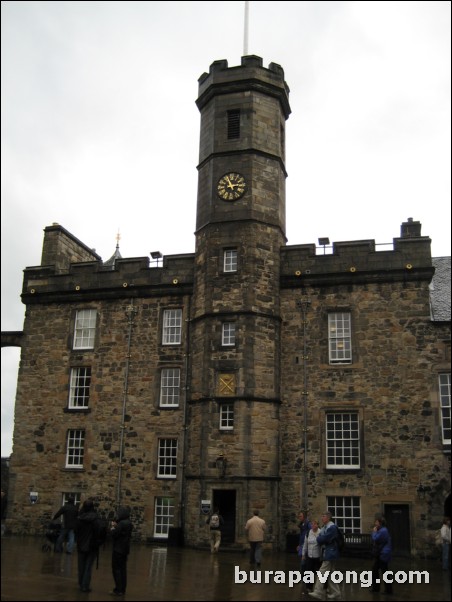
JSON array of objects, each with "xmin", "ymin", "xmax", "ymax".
[{"xmin": 1, "ymin": 535, "xmax": 450, "ymax": 601}]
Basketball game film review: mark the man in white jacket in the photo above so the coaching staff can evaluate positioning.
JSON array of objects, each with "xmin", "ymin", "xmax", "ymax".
[{"xmin": 245, "ymin": 510, "xmax": 266, "ymax": 566}]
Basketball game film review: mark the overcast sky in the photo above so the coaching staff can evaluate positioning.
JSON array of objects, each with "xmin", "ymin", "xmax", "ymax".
[{"xmin": 1, "ymin": 1, "xmax": 451, "ymax": 456}]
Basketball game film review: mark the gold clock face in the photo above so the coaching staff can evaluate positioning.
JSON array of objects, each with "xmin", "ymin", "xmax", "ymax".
[{"xmin": 217, "ymin": 172, "xmax": 246, "ymax": 201}]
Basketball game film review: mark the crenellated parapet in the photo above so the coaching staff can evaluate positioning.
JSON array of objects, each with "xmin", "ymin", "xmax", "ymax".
[
  {"xmin": 21, "ymin": 252, "xmax": 195, "ymax": 303},
  {"xmin": 281, "ymin": 228, "xmax": 433, "ymax": 287},
  {"xmin": 197, "ymin": 55, "xmax": 290, "ymax": 118}
]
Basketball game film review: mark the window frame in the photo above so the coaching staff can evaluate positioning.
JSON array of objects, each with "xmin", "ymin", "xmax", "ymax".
[
  {"xmin": 439, "ymin": 373, "xmax": 451, "ymax": 444},
  {"xmin": 327, "ymin": 496, "xmax": 361, "ymax": 533},
  {"xmin": 157, "ymin": 438, "xmax": 178, "ymax": 479},
  {"xmin": 220, "ymin": 403, "xmax": 234, "ymax": 431},
  {"xmin": 154, "ymin": 496, "xmax": 175, "ymax": 538},
  {"xmin": 222, "ymin": 322, "xmax": 236, "ymax": 347},
  {"xmin": 65, "ymin": 429, "xmax": 85, "ymax": 469},
  {"xmin": 61, "ymin": 492, "xmax": 82, "ymax": 506},
  {"xmin": 162, "ymin": 309, "xmax": 183, "ymax": 345},
  {"xmin": 73, "ymin": 309, "xmax": 97, "ymax": 350},
  {"xmin": 159, "ymin": 368, "xmax": 181, "ymax": 407},
  {"xmin": 68, "ymin": 366, "xmax": 92, "ymax": 409},
  {"xmin": 223, "ymin": 249, "xmax": 238, "ymax": 273},
  {"xmin": 325, "ymin": 412, "xmax": 361, "ymax": 469},
  {"xmin": 328, "ymin": 312, "xmax": 352, "ymax": 364}
]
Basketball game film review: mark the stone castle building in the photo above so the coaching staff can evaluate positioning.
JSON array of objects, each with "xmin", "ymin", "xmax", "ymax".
[{"xmin": 3, "ymin": 56, "xmax": 451, "ymax": 556}]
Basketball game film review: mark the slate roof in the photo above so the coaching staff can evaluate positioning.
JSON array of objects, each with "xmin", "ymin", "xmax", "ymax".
[
  {"xmin": 430, "ymin": 257, "xmax": 451, "ymax": 321},
  {"xmin": 103, "ymin": 243, "xmax": 122, "ymax": 269}
]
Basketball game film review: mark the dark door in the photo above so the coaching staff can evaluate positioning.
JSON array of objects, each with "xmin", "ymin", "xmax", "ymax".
[
  {"xmin": 384, "ymin": 504, "xmax": 411, "ymax": 557},
  {"xmin": 213, "ymin": 489, "xmax": 236, "ymax": 543}
]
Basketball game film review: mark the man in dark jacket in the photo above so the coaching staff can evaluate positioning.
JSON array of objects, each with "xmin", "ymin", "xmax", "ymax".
[
  {"xmin": 53, "ymin": 495, "xmax": 78, "ymax": 554},
  {"xmin": 109, "ymin": 506, "xmax": 133, "ymax": 597},
  {"xmin": 75, "ymin": 498, "xmax": 100, "ymax": 593}
]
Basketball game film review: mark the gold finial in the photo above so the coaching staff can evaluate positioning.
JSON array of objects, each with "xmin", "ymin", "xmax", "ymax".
[{"xmin": 116, "ymin": 230, "xmax": 121, "ymax": 246}]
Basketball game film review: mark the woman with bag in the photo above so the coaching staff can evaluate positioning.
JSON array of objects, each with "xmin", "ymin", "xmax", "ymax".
[{"xmin": 371, "ymin": 515, "xmax": 393, "ymax": 595}]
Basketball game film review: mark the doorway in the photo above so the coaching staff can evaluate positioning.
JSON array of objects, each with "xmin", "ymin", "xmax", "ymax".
[
  {"xmin": 383, "ymin": 504, "xmax": 411, "ymax": 557},
  {"xmin": 213, "ymin": 489, "xmax": 236, "ymax": 543}
]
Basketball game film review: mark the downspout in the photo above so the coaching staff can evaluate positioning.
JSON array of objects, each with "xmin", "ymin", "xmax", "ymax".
[
  {"xmin": 180, "ymin": 295, "xmax": 191, "ymax": 539},
  {"xmin": 298, "ymin": 299, "xmax": 311, "ymax": 510},
  {"xmin": 117, "ymin": 300, "xmax": 138, "ymax": 508}
]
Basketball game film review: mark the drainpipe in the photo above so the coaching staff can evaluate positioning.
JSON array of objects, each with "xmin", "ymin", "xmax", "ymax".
[
  {"xmin": 117, "ymin": 300, "xmax": 138, "ymax": 508},
  {"xmin": 298, "ymin": 299, "xmax": 311, "ymax": 510},
  {"xmin": 180, "ymin": 296, "xmax": 191, "ymax": 538}
]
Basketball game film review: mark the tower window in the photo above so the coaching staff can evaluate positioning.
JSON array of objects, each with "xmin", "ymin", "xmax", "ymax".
[
  {"xmin": 222, "ymin": 322, "xmax": 236, "ymax": 346},
  {"xmin": 220, "ymin": 403, "xmax": 234, "ymax": 430},
  {"xmin": 224, "ymin": 249, "xmax": 238, "ymax": 273},
  {"xmin": 227, "ymin": 110, "xmax": 240, "ymax": 139}
]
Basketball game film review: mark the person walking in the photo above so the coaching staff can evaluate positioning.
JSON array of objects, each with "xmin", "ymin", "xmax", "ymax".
[
  {"xmin": 371, "ymin": 515, "xmax": 393, "ymax": 595},
  {"xmin": 308, "ymin": 511, "xmax": 341, "ymax": 601},
  {"xmin": 296, "ymin": 510, "xmax": 311, "ymax": 578},
  {"xmin": 302, "ymin": 518, "xmax": 321, "ymax": 591},
  {"xmin": 110, "ymin": 506, "xmax": 133, "ymax": 597},
  {"xmin": 75, "ymin": 498, "xmax": 100, "ymax": 593},
  {"xmin": 206, "ymin": 507, "xmax": 224, "ymax": 553},
  {"xmin": 245, "ymin": 510, "xmax": 266, "ymax": 567},
  {"xmin": 53, "ymin": 495, "xmax": 78, "ymax": 554},
  {"xmin": 440, "ymin": 516, "xmax": 450, "ymax": 571}
]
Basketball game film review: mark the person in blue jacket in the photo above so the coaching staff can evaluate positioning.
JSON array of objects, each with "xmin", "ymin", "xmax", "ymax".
[
  {"xmin": 296, "ymin": 510, "xmax": 311, "ymax": 574},
  {"xmin": 371, "ymin": 515, "xmax": 393, "ymax": 594},
  {"xmin": 308, "ymin": 511, "xmax": 341, "ymax": 600}
]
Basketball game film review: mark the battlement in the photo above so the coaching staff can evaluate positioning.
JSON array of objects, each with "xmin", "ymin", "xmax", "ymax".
[
  {"xmin": 197, "ymin": 55, "xmax": 290, "ymax": 118},
  {"xmin": 281, "ymin": 225, "xmax": 433, "ymax": 287},
  {"xmin": 22, "ymin": 251, "xmax": 195, "ymax": 303}
]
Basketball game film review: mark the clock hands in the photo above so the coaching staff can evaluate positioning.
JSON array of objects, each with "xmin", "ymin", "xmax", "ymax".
[{"xmin": 225, "ymin": 175, "xmax": 238, "ymax": 190}]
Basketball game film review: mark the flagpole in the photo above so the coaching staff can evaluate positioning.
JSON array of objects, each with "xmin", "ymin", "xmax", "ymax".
[{"xmin": 243, "ymin": 1, "xmax": 249, "ymax": 56}]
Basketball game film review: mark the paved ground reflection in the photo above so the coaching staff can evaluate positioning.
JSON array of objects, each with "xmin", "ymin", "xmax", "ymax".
[{"xmin": 1, "ymin": 535, "xmax": 450, "ymax": 601}]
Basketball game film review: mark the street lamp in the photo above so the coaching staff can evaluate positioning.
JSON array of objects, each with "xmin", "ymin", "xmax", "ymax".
[
  {"xmin": 150, "ymin": 251, "xmax": 162, "ymax": 267},
  {"xmin": 318, "ymin": 237, "xmax": 330, "ymax": 255}
]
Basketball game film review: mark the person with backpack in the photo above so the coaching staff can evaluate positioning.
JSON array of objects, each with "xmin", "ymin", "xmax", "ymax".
[
  {"xmin": 308, "ymin": 511, "xmax": 341, "ymax": 601},
  {"xmin": 74, "ymin": 498, "xmax": 100, "ymax": 593},
  {"xmin": 206, "ymin": 507, "xmax": 224, "ymax": 553},
  {"xmin": 109, "ymin": 506, "xmax": 133, "ymax": 597}
]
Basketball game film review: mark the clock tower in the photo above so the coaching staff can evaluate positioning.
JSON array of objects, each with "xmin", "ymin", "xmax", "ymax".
[{"xmin": 185, "ymin": 56, "xmax": 291, "ymax": 548}]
